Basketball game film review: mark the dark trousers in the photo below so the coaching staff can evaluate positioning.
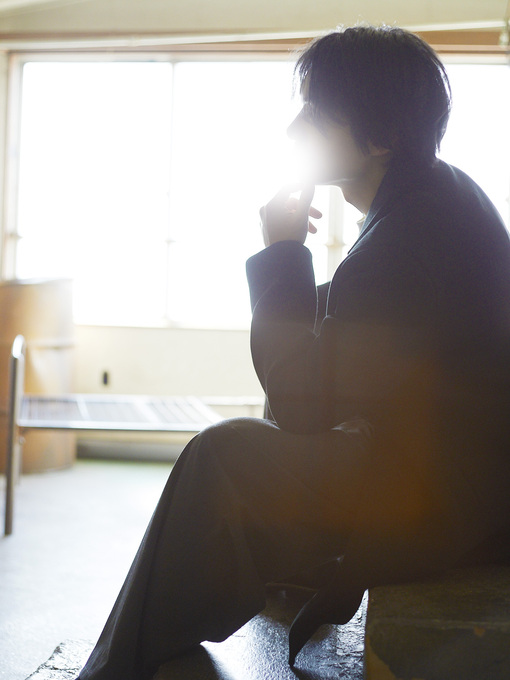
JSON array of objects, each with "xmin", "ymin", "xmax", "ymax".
[
  {"xmin": 77, "ymin": 416, "xmax": 507, "ymax": 680},
  {"xmin": 78, "ymin": 418, "xmax": 373, "ymax": 680}
]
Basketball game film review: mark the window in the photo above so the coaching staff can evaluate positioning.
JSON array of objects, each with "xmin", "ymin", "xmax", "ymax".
[
  {"xmin": 16, "ymin": 61, "xmax": 174, "ymax": 325},
  {"xmin": 11, "ymin": 57, "xmax": 318, "ymax": 328},
  {"xmin": 7, "ymin": 55, "xmax": 510, "ymax": 328},
  {"xmin": 439, "ymin": 61, "xmax": 510, "ymax": 225}
]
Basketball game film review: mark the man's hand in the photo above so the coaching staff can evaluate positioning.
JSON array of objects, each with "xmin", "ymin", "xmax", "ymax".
[{"xmin": 260, "ymin": 185, "xmax": 322, "ymax": 247}]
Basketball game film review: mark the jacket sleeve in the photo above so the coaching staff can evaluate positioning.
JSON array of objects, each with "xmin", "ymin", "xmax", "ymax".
[{"xmin": 246, "ymin": 239, "xmax": 436, "ymax": 434}]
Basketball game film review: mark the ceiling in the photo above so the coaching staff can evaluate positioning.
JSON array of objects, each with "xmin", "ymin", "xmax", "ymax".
[{"xmin": 0, "ymin": 0, "xmax": 508, "ymax": 40}]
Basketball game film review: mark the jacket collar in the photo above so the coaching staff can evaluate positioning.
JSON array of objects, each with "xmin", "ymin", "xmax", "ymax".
[{"xmin": 350, "ymin": 156, "xmax": 441, "ymax": 251}]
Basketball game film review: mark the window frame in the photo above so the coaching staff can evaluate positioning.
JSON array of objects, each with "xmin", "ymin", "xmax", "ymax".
[{"xmin": 3, "ymin": 44, "xmax": 509, "ymax": 329}]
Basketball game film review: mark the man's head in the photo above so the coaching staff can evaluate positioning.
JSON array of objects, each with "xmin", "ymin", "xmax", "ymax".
[{"xmin": 295, "ymin": 25, "xmax": 451, "ymax": 164}]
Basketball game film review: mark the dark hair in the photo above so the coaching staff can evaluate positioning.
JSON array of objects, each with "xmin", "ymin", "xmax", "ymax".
[{"xmin": 295, "ymin": 25, "xmax": 451, "ymax": 162}]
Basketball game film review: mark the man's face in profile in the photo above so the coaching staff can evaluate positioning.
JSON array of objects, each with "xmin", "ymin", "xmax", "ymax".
[
  {"xmin": 285, "ymin": 81, "xmax": 368, "ymax": 188},
  {"xmin": 286, "ymin": 76, "xmax": 390, "ymax": 195}
]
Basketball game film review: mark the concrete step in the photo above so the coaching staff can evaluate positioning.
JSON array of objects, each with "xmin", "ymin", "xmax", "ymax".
[
  {"xmin": 365, "ymin": 565, "xmax": 510, "ymax": 680},
  {"xmin": 26, "ymin": 589, "xmax": 367, "ymax": 680}
]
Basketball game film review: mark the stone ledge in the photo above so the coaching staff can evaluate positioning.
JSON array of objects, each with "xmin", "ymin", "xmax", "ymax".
[
  {"xmin": 364, "ymin": 565, "xmax": 510, "ymax": 680},
  {"xmin": 25, "ymin": 590, "xmax": 366, "ymax": 680},
  {"xmin": 26, "ymin": 640, "xmax": 93, "ymax": 680}
]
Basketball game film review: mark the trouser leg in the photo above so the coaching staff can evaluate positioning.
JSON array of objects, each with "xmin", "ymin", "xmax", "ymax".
[{"xmin": 78, "ymin": 417, "xmax": 371, "ymax": 680}]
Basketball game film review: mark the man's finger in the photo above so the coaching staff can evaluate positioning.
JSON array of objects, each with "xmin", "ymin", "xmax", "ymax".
[
  {"xmin": 272, "ymin": 184, "xmax": 302, "ymax": 205},
  {"xmin": 298, "ymin": 184, "xmax": 315, "ymax": 214}
]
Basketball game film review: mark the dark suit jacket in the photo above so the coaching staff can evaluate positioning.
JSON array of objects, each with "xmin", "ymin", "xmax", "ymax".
[{"xmin": 247, "ymin": 159, "xmax": 510, "ymax": 544}]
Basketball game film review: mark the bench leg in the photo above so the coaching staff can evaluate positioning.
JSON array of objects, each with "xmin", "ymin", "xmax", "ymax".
[
  {"xmin": 4, "ymin": 428, "xmax": 20, "ymax": 536},
  {"xmin": 5, "ymin": 335, "xmax": 24, "ymax": 536}
]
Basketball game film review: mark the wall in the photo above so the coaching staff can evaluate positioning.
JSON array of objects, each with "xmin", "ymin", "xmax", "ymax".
[
  {"xmin": 71, "ymin": 324, "xmax": 264, "ymax": 458},
  {"xmin": 74, "ymin": 323, "xmax": 263, "ymax": 399},
  {"xmin": 0, "ymin": 0, "xmax": 506, "ymax": 38}
]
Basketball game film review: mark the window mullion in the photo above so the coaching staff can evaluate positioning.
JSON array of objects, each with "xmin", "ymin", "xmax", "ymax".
[
  {"xmin": 164, "ymin": 61, "xmax": 176, "ymax": 325},
  {"xmin": 2, "ymin": 55, "xmax": 24, "ymax": 280}
]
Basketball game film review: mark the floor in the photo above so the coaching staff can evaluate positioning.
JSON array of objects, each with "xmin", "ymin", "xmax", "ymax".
[
  {"xmin": 0, "ymin": 458, "xmax": 172, "ymax": 680},
  {"xmin": 1, "ymin": 457, "xmax": 366, "ymax": 680}
]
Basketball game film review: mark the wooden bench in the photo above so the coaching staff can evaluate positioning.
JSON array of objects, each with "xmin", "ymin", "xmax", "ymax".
[{"xmin": 4, "ymin": 335, "xmax": 223, "ymax": 536}]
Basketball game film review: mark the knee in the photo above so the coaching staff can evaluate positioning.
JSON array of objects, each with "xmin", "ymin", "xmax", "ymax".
[
  {"xmin": 196, "ymin": 416, "xmax": 259, "ymax": 444},
  {"xmin": 183, "ymin": 417, "xmax": 268, "ymax": 459},
  {"xmin": 181, "ymin": 417, "xmax": 277, "ymax": 478}
]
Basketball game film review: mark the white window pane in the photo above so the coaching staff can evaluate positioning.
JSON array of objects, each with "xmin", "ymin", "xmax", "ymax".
[
  {"xmin": 17, "ymin": 61, "xmax": 173, "ymax": 324},
  {"xmin": 440, "ymin": 63, "xmax": 510, "ymax": 227}
]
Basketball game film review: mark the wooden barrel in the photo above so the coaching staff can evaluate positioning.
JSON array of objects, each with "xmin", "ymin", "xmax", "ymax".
[{"xmin": 0, "ymin": 278, "xmax": 75, "ymax": 473}]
